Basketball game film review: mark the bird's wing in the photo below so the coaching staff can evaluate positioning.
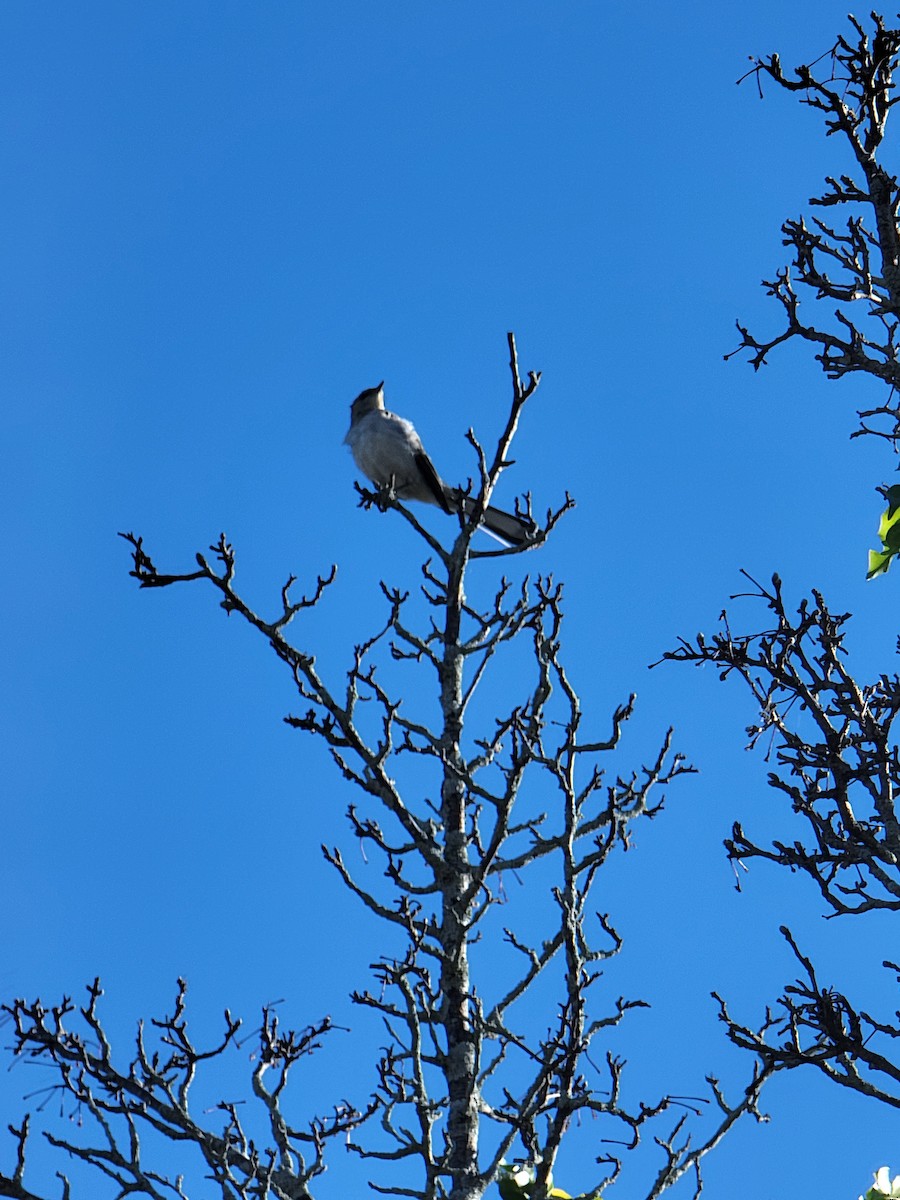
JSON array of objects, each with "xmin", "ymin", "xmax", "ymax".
[{"xmin": 414, "ymin": 450, "xmax": 453, "ymax": 513}]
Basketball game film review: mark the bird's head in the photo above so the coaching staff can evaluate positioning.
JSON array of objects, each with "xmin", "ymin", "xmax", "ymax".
[{"xmin": 350, "ymin": 382, "xmax": 385, "ymax": 423}]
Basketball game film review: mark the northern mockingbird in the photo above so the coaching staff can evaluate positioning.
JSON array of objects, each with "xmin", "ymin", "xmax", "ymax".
[{"xmin": 345, "ymin": 383, "xmax": 534, "ymax": 547}]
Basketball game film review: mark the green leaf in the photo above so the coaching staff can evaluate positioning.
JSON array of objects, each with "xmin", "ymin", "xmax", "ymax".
[
  {"xmin": 885, "ymin": 516, "xmax": 900, "ymax": 551},
  {"xmin": 498, "ymin": 1162, "xmax": 537, "ymax": 1200},
  {"xmin": 879, "ymin": 507, "xmax": 897, "ymax": 543},
  {"xmin": 885, "ymin": 483, "xmax": 900, "ymax": 515},
  {"xmin": 498, "ymin": 1179, "xmax": 520, "ymax": 1200},
  {"xmin": 868, "ymin": 548, "xmax": 894, "ymax": 578},
  {"xmin": 867, "ymin": 493, "xmax": 900, "ymax": 577}
]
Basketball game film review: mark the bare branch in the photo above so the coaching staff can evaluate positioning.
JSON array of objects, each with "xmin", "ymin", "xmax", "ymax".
[
  {"xmin": 660, "ymin": 572, "xmax": 900, "ymax": 915},
  {"xmin": 732, "ymin": 14, "xmax": 900, "ymax": 446},
  {"xmin": 714, "ymin": 926, "xmax": 900, "ymax": 1108},
  {"xmin": 31, "ymin": 337, "xmax": 766, "ymax": 1200},
  {"xmin": 1, "ymin": 982, "xmax": 368, "ymax": 1200}
]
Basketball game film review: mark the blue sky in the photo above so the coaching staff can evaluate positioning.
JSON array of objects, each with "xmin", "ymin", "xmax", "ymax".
[{"xmin": 4, "ymin": 1, "xmax": 900, "ymax": 1197}]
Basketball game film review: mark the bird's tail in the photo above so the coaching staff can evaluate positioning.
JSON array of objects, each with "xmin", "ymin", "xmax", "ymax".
[{"xmin": 457, "ymin": 494, "xmax": 536, "ymax": 548}]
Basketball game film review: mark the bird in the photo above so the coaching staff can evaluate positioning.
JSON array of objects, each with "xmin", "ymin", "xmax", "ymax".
[{"xmin": 344, "ymin": 383, "xmax": 535, "ymax": 548}]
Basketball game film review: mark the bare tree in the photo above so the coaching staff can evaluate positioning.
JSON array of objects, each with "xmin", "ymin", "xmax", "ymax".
[
  {"xmin": 3, "ymin": 337, "xmax": 769, "ymax": 1200},
  {"xmin": 662, "ymin": 571, "xmax": 900, "ymax": 1105},
  {"xmin": 730, "ymin": 11, "xmax": 900, "ymax": 447},
  {"xmin": 660, "ymin": 9, "xmax": 900, "ymax": 1119}
]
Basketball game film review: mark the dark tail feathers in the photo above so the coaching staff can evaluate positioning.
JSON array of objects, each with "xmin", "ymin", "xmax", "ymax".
[{"xmin": 458, "ymin": 495, "xmax": 535, "ymax": 547}]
